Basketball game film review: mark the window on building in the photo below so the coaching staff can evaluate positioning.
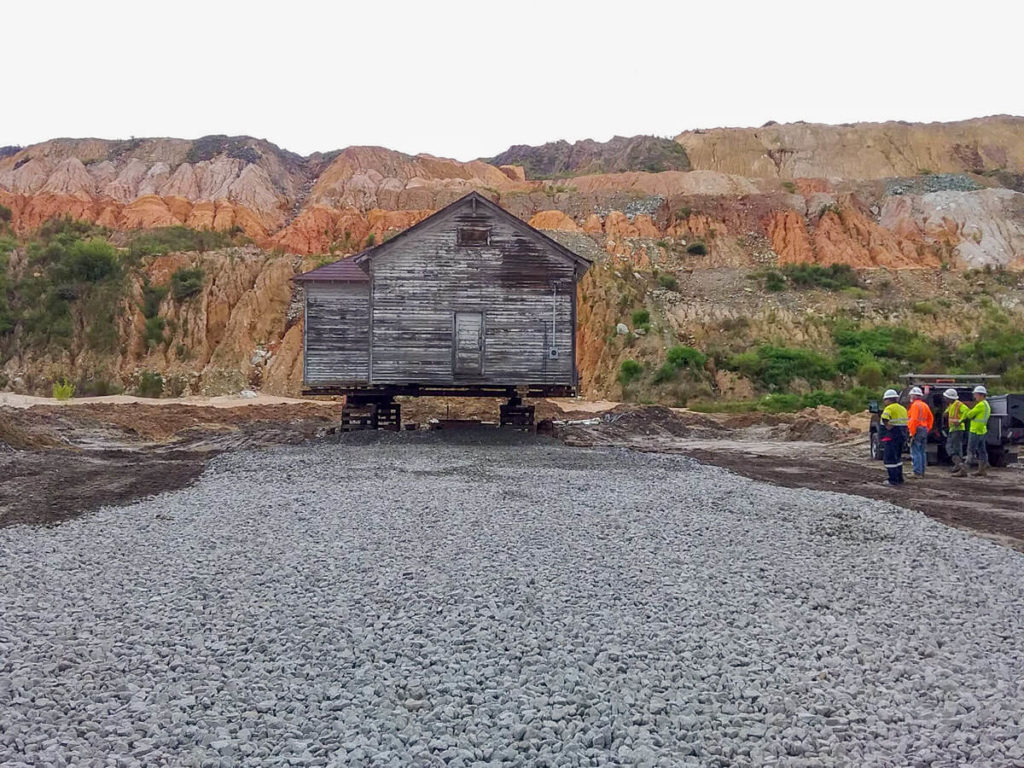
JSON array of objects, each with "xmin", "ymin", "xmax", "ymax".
[{"xmin": 457, "ymin": 227, "xmax": 490, "ymax": 246}]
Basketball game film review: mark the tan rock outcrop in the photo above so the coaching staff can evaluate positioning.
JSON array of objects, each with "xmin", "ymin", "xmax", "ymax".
[
  {"xmin": 528, "ymin": 210, "xmax": 580, "ymax": 231},
  {"xmin": 676, "ymin": 116, "xmax": 1024, "ymax": 179},
  {"xmin": 499, "ymin": 165, "xmax": 526, "ymax": 182}
]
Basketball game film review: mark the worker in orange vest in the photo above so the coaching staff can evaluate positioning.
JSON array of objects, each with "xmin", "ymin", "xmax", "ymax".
[{"xmin": 907, "ymin": 386, "xmax": 934, "ymax": 478}]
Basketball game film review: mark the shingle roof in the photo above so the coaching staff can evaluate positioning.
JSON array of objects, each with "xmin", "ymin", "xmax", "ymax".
[{"xmin": 293, "ymin": 254, "xmax": 370, "ymax": 282}]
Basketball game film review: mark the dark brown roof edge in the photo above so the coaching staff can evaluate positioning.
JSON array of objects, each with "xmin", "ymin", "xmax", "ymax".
[{"xmin": 293, "ymin": 254, "xmax": 370, "ymax": 282}]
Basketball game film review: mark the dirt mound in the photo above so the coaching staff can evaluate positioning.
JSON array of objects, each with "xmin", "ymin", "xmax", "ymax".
[{"xmin": 558, "ymin": 404, "xmax": 730, "ymax": 446}]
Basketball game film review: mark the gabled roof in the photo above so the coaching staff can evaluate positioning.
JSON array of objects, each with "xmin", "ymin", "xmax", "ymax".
[
  {"xmin": 352, "ymin": 191, "xmax": 592, "ymax": 270},
  {"xmin": 294, "ymin": 254, "xmax": 369, "ymax": 282},
  {"xmin": 293, "ymin": 191, "xmax": 591, "ymax": 283}
]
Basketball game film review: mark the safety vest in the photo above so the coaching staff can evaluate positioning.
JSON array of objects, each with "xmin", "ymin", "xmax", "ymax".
[
  {"xmin": 945, "ymin": 400, "xmax": 968, "ymax": 432},
  {"xmin": 881, "ymin": 402, "xmax": 908, "ymax": 436},
  {"xmin": 965, "ymin": 399, "xmax": 991, "ymax": 436},
  {"xmin": 907, "ymin": 399, "xmax": 934, "ymax": 434}
]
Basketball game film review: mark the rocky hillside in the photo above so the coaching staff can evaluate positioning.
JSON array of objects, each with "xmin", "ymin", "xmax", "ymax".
[
  {"xmin": 1, "ymin": 116, "xmax": 1023, "ymax": 404},
  {"xmin": 676, "ymin": 116, "xmax": 1024, "ymax": 179},
  {"xmin": 486, "ymin": 136, "xmax": 691, "ymax": 179}
]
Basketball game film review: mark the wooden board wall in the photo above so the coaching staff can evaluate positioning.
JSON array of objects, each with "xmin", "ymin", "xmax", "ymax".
[
  {"xmin": 303, "ymin": 282, "xmax": 370, "ymax": 384},
  {"xmin": 368, "ymin": 202, "xmax": 577, "ymax": 386}
]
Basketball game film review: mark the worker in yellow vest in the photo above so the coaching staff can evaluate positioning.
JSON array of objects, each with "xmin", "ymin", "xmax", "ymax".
[
  {"xmin": 963, "ymin": 385, "xmax": 992, "ymax": 477},
  {"xmin": 943, "ymin": 388, "xmax": 969, "ymax": 475},
  {"xmin": 880, "ymin": 388, "xmax": 909, "ymax": 486}
]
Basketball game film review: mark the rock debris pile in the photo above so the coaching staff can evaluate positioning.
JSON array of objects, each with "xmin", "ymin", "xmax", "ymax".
[{"xmin": 2, "ymin": 433, "xmax": 1024, "ymax": 766}]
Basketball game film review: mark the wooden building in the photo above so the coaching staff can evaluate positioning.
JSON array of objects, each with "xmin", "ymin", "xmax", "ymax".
[{"xmin": 296, "ymin": 192, "xmax": 591, "ymax": 428}]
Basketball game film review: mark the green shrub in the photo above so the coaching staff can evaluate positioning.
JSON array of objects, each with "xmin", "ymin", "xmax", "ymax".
[
  {"xmin": 675, "ymin": 207, "xmax": 692, "ymax": 221},
  {"xmin": 63, "ymin": 238, "xmax": 119, "ymax": 283},
  {"xmin": 781, "ymin": 181, "xmax": 797, "ymax": 194},
  {"xmin": 911, "ymin": 301, "xmax": 937, "ymax": 315},
  {"xmin": 856, "ymin": 361, "xmax": 885, "ymax": 388},
  {"xmin": 619, "ymin": 359, "xmax": 643, "ymax": 385},
  {"xmin": 144, "ymin": 316, "xmax": 166, "ymax": 347},
  {"xmin": 657, "ymin": 274, "xmax": 679, "ymax": 291},
  {"xmin": 630, "ymin": 309, "xmax": 650, "ymax": 327},
  {"xmin": 136, "ymin": 371, "xmax": 164, "ymax": 398},
  {"xmin": 781, "ymin": 263, "xmax": 859, "ymax": 290},
  {"xmin": 666, "ymin": 345, "xmax": 706, "ymax": 370},
  {"xmin": 170, "ymin": 268, "xmax": 205, "ymax": 300},
  {"xmin": 366, "ymin": 233, "xmax": 377, "ymax": 247},
  {"xmin": 955, "ymin": 324, "xmax": 1024, "ymax": 376},
  {"xmin": 652, "ymin": 362, "xmax": 679, "ymax": 384},
  {"xmin": 52, "ymin": 378, "xmax": 75, "ymax": 401},
  {"xmin": 686, "ymin": 241, "xmax": 708, "ymax": 256},
  {"xmin": 0, "ymin": 204, "xmax": 11, "ymax": 224},
  {"xmin": 727, "ymin": 345, "xmax": 837, "ymax": 389},
  {"xmin": 141, "ymin": 281, "xmax": 168, "ymax": 318},
  {"xmin": 764, "ymin": 270, "xmax": 786, "ymax": 292}
]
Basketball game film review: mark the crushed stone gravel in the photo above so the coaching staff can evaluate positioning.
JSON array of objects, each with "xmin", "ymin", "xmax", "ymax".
[{"xmin": 2, "ymin": 431, "xmax": 1024, "ymax": 767}]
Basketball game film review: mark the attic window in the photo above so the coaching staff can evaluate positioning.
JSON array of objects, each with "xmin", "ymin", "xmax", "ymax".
[{"xmin": 457, "ymin": 226, "xmax": 490, "ymax": 247}]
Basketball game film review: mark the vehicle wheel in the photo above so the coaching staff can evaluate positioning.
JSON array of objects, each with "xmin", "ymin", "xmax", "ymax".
[{"xmin": 869, "ymin": 430, "xmax": 882, "ymax": 461}]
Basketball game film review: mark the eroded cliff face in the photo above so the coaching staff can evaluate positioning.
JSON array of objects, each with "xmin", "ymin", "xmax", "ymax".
[
  {"xmin": 2, "ymin": 120, "xmax": 1024, "ymax": 401},
  {"xmin": 3, "ymin": 118, "xmax": 1024, "ymax": 267},
  {"xmin": 1, "ymin": 247, "xmax": 312, "ymax": 397},
  {"xmin": 676, "ymin": 116, "xmax": 1024, "ymax": 179}
]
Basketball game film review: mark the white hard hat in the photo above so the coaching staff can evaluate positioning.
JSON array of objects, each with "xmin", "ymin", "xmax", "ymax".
[
  {"xmin": 943, "ymin": 388, "xmax": 958, "ymax": 400},
  {"xmin": 883, "ymin": 389, "xmax": 899, "ymax": 399},
  {"xmin": 909, "ymin": 386, "xmax": 923, "ymax": 397},
  {"xmin": 973, "ymin": 385, "xmax": 988, "ymax": 395}
]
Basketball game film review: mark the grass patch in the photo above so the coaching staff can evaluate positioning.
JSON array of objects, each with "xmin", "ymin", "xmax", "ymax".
[{"xmin": 128, "ymin": 226, "xmax": 234, "ymax": 259}]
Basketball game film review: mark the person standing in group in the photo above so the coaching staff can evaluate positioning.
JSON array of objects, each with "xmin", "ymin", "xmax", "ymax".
[
  {"xmin": 906, "ymin": 386, "xmax": 934, "ymax": 479},
  {"xmin": 964, "ymin": 385, "xmax": 992, "ymax": 477},
  {"xmin": 944, "ymin": 388, "xmax": 969, "ymax": 476},
  {"xmin": 880, "ymin": 389, "xmax": 909, "ymax": 486}
]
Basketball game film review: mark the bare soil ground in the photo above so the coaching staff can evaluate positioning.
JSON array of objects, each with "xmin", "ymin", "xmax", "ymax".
[
  {"xmin": 3, "ymin": 398, "xmax": 1022, "ymax": 553},
  {"xmin": 0, "ymin": 401, "xmax": 341, "ymax": 527}
]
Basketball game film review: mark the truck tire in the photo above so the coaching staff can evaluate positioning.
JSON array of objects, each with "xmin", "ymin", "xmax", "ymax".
[
  {"xmin": 869, "ymin": 430, "xmax": 883, "ymax": 461},
  {"xmin": 990, "ymin": 447, "xmax": 1008, "ymax": 468}
]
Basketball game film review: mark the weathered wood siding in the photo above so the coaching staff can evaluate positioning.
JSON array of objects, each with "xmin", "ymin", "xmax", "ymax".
[
  {"xmin": 369, "ymin": 201, "xmax": 577, "ymax": 386},
  {"xmin": 303, "ymin": 282, "xmax": 370, "ymax": 384}
]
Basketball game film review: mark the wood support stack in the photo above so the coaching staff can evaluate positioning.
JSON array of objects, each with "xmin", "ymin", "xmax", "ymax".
[
  {"xmin": 499, "ymin": 395, "xmax": 535, "ymax": 431},
  {"xmin": 340, "ymin": 397, "xmax": 401, "ymax": 432}
]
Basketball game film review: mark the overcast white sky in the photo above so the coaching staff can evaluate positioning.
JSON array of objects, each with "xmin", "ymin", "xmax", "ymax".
[{"xmin": 6, "ymin": 0, "xmax": 1021, "ymax": 160}]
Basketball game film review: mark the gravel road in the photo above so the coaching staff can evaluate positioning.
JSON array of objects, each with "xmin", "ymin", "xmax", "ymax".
[{"xmin": 3, "ymin": 432, "xmax": 1024, "ymax": 767}]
